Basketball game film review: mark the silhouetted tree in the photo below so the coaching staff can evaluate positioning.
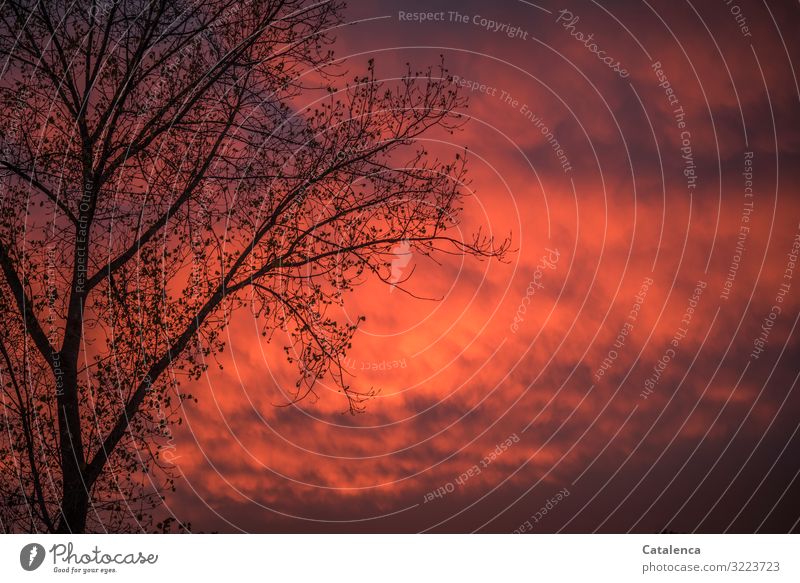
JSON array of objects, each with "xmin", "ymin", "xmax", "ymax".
[{"xmin": 0, "ymin": 0, "xmax": 506, "ymax": 533}]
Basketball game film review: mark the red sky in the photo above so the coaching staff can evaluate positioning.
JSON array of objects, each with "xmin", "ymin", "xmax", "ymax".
[{"xmin": 158, "ymin": 0, "xmax": 800, "ymax": 532}]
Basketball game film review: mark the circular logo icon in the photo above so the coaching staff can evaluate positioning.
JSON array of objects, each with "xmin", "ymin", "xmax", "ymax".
[{"xmin": 20, "ymin": 543, "xmax": 46, "ymax": 571}]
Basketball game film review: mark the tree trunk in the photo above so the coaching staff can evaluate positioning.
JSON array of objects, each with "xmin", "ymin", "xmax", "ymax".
[
  {"xmin": 56, "ymin": 481, "xmax": 89, "ymax": 533},
  {"xmin": 55, "ymin": 359, "xmax": 89, "ymax": 533}
]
